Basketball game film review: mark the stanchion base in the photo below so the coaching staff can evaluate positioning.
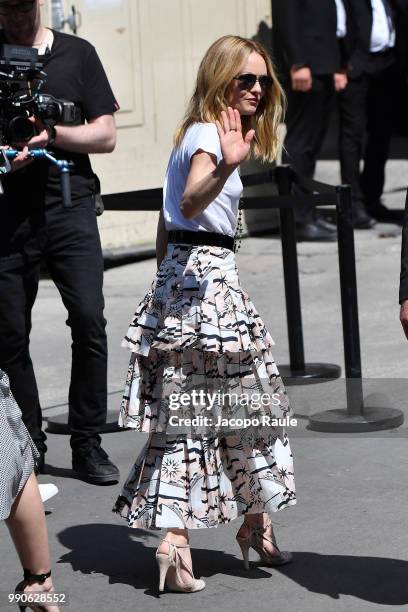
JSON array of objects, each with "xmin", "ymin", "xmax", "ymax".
[
  {"xmin": 45, "ymin": 410, "xmax": 122, "ymax": 435},
  {"xmin": 308, "ymin": 403, "xmax": 404, "ymax": 433},
  {"xmin": 279, "ymin": 362, "xmax": 341, "ymax": 386}
]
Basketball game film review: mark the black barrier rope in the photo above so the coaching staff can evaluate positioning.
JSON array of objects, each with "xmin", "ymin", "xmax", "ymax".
[
  {"xmin": 101, "ymin": 174, "xmax": 339, "ymax": 211},
  {"xmin": 46, "ymin": 165, "xmax": 404, "ymax": 435},
  {"xmin": 51, "ymin": 165, "xmax": 340, "ymax": 435},
  {"xmin": 291, "ymin": 172, "xmax": 337, "ymax": 195}
]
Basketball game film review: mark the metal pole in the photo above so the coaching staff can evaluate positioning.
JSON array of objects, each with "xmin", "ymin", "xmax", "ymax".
[
  {"xmin": 276, "ymin": 165, "xmax": 305, "ymax": 372},
  {"xmin": 309, "ymin": 183, "xmax": 403, "ymax": 431},
  {"xmin": 336, "ymin": 185, "xmax": 363, "ymax": 414}
]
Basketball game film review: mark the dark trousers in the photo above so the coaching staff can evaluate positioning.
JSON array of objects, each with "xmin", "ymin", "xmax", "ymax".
[
  {"xmin": 338, "ymin": 58, "xmax": 396, "ymax": 209},
  {"xmin": 283, "ymin": 74, "xmax": 336, "ymax": 224},
  {"xmin": 0, "ymin": 197, "xmax": 107, "ymax": 452}
]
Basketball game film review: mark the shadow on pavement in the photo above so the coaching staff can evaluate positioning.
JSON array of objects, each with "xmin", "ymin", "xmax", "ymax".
[
  {"xmin": 43, "ymin": 464, "xmax": 77, "ymax": 479},
  {"xmin": 56, "ymin": 524, "xmax": 408, "ymax": 605},
  {"xmin": 44, "ymin": 464, "xmax": 119, "ymax": 486},
  {"xmin": 57, "ymin": 523, "xmax": 262, "ymax": 598},
  {"xmin": 271, "ymin": 552, "xmax": 408, "ymax": 606}
]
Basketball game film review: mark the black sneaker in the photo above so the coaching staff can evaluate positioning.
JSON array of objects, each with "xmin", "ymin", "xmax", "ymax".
[
  {"xmin": 367, "ymin": 202, "xmax": 404, "ymax": 223},
  {"xmin": 296, "ymin": 221, "xmax": 337, "ymax": 242},
  {"xmin": 353, "ymin": 206, "xmax": 376, "ymax": 229},
  {"xmin": 314, "ymin": 215, "xmax": 337, "ymax": 232},
  {"xmin": 72, "ymin": 439, "xmax": 120, "ymax": 485}
]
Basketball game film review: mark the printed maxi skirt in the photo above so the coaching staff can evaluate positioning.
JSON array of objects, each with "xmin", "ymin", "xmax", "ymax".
[{"xmin": 113, "ymin": 243, "xmax": 296, "ymax": 530}]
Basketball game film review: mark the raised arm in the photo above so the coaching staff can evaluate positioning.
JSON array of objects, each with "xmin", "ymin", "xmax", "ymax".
[{"xmin": 180, "ymin": 108, "xmax": 254, "ymax": 220}]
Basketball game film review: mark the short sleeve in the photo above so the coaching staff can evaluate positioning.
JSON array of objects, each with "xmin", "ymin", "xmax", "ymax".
[
  {"xmin": 80, "ymin": 45, "xmax": 120, "ymax": 120},
  {"xmin": 186, "ymin": 123, "xmax": 222, "ymax": 164}
]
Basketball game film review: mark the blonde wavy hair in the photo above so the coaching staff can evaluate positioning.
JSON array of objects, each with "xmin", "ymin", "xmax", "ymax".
[{"xmin": 174, "ymin": 35, "xmax": 286, "ymax": 163}]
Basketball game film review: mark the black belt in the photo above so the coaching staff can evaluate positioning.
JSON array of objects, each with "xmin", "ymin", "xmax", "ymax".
[{"xmin": 168, "ymin": 230, "xmax": 235, "ymax": 251}]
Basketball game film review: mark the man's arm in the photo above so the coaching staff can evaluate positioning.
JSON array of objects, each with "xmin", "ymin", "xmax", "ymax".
[
  {"xmin": 399, "ymin": 199, "xmax": 408, "ymax": 338},
  {"xmin": 9, "ymin": 114, "xmax": 116, "ymax": 171},
  {"xmin": 27, "ymin": 114, "xmax": 116, "ymax": 154},
  {"xmin": 272, "ymin": 0, "xmax": 312, "ymax": 91},
  {"xmin": 52, "ymin": 114, "xmax": 116, "ymax": 154},
  {"xmin": 272, "ymin": 0, "xmax": 307, "ymax": 69}
]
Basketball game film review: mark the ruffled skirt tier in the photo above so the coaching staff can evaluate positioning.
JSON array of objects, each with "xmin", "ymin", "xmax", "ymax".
[{"xmin": 113, "ymin": 243, "xmax": 296, "ymax": 529}]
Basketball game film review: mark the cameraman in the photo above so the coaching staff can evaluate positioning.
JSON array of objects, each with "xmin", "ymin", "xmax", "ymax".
[{"xmin": 0, "ymin": 0, "xmax": 120, "ymax": 485}]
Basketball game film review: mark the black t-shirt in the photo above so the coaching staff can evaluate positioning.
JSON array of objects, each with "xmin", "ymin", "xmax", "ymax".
[{"xmin": 0, "ymin": 29, "xmax": 119, "ymax": 207}]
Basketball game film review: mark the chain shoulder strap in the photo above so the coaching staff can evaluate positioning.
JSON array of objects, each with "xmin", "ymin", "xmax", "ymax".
[
  {"xmin": 233, "ymin": 166, "xmax": 244, "ymax": 253},
  {"xmin": 233, "ymin": 197, "xmax": 244, "ymax": 253}
]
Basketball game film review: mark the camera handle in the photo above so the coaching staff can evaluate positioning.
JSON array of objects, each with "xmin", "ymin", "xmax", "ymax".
[{"xmin": 4, "ymin": 149, "xmax": 72, "ymax": 208}]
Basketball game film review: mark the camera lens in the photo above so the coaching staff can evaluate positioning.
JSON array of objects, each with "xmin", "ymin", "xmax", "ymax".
[{"xmin": 8, "ymin": 116, "xmax": 36, "ymax": 143}]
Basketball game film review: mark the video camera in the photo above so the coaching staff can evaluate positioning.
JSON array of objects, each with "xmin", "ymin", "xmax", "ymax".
[
  {"xmin": 0, "ymin": 43, "xmax": 79, "ymax": 143},
  {"xmin": 0, "ymin": 44, "xmax": 80, "ymax": 207}
]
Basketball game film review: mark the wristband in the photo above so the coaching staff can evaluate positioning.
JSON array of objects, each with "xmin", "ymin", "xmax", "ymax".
[{"xmin": 46, "ymin": 125, "xmax": 57, "ymax": 146}]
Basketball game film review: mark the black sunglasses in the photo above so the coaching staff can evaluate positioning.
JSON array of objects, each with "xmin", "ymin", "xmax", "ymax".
[
  {"xmin": 0, "ymin": 0, "xmax": 36, "ymax": 16},
  {"xmin": 233, "ymin": 73, "xmax": 273, "ymax": 92}
]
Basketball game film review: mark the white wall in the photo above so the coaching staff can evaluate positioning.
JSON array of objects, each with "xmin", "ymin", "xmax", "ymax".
[{"xmin": 50, "ymin": 0, "xmax": 274, "ymax": 249}]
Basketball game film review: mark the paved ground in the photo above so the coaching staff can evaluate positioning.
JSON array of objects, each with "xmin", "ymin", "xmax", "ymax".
[{"xmin": 1, "ymin": 159, "xmax": 408, "ymax": 612}]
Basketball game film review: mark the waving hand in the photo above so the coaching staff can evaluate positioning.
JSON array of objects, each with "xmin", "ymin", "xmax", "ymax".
[{"xmin": 215, "ymin": 107, "xmax": 255, "ymax": 167}]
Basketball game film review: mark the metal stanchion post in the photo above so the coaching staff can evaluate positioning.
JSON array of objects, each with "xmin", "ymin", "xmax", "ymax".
[
  {"xmin": 276, "ymin": 166, "xmax": 305, "ymax": 372},
  {"xmin": 276, "ymin": 165, "xmax": 341, "ymax": 384},
  {"xmin": 308, "ymin": 185, "xmax": 404, "ymax": 431}
]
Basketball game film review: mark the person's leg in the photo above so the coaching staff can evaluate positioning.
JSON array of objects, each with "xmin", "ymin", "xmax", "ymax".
[
  {"xmin": 44, "ymin": 199, "xmax": 117, "ymax": 482},
  {"xmin": 338, "ymin": 74, "xmax": 377, "ymax": 227},
  {"xmin": 338, "ymin": 76, "xmax": 368, "ymax": 202},
  {"xmin": 237, "ymin": 513, "xmax": 281, "ymax": 557},
  {"xmin": 284, "ymin": 75, "xmax": 335, "ymax": 226},
  {"xmin": 5, "ymin": 473, "xmax": 51, "ymax": 576},
  {"xmin": 157, "ymin": 528, "xmax": 194, "ymax": 585},
  {"xmin": 361, "ymin": 63, "xmax": 395, "ymax": 209},
  {"xmin": 45, "ymin": 199, "xmax": 107, "ymax": 447},
  {"xmin": 5, "ymin": 473, "xmax": 60, "ymax": 608}
]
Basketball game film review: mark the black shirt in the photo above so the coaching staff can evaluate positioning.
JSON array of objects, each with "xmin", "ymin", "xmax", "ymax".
[{"xmin": 0, "ymin": 29, "xmax": 119, "ymax": 207}]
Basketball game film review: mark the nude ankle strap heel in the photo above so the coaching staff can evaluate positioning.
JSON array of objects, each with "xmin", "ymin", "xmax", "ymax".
[
  {"xmin": 236, "ymin": 522, "xmax": 293, "ymax": 569},
  {"xmin": 155, "ymin": 540, "xmax": 206, "ymax": 593},
  {"xmin": 236, "ymin": 536, "xmax": 251, "ymax": 571},
  {"xmin": 156, "ymin": 552, "xmax": 173, "ymax": 592}
]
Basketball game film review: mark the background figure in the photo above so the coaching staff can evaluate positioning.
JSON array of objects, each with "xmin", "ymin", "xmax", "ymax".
[
  {"xmin": 0, "ymin": 0, "xmax": 119, "ymax": 484},
  {"xmin": 392, "ymin": 0, "xmax": 408, "ymax": 138},
  {"xmin": 272, "ymin": 0, "xmax": 348, "ymax": 241},
  {"xmin": 339, "ymin": 0, "xmax": 398, "ymax": 226},
  {"xmin": 1, "ymin": 368, "xmax": 63, "ymax": 612}
]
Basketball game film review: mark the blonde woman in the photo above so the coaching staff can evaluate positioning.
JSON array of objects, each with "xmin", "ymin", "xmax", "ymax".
[{"xmin": 113, "ymin": 35, "xmax": 297, "ymax": 593}]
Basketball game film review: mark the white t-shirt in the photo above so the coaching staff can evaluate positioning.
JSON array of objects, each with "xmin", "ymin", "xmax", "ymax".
[{"xmin": 163, "ymin": 122, "xmax": 243, "ymax": 238}]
